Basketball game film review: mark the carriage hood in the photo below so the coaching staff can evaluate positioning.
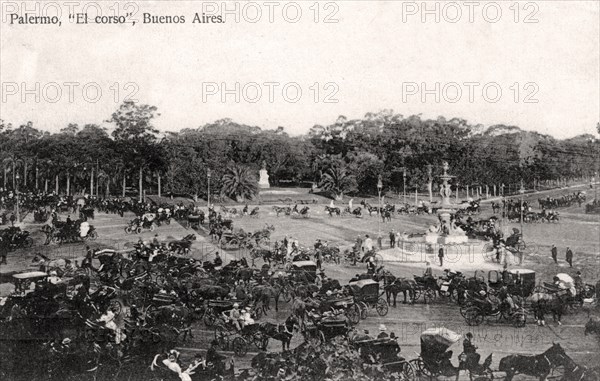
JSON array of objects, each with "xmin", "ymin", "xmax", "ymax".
[{"xmin": 420, "ymin": 328, "xmax": 460, "ymax": 353}]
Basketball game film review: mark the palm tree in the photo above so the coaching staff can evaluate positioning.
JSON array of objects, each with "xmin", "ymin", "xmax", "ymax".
[
  {"xmin": 220, "ymin": 165, "xmax": 258, "ymax": 202},
  {"xmin": 319, "ymin": 165, "xmax": 357, "ymax": 200}
]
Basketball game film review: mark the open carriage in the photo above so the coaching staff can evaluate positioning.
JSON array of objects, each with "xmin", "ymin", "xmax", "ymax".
[
  {"xmin": 215, "ymin": 322, "xmax": 269, "ymax": 357},
  {"xmin": 320, "ymin": 295, "xmax": 361, "ymax": 325},
  {"xmin": 303, "ymin": 316, "xmax": 351, "ymax": 343},
  {"xmin": 203, "ymin": 299, "xmax": 242, "ymax": 327},
  {"xmin": 353, "ymin": 338, "xmax": 416, "ymax": 379},
  {"xmin": 349, "ymin": 279, "xmax": 388, "ymax": 318}
]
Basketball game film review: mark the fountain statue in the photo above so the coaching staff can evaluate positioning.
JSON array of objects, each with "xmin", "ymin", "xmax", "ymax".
[
  {"xmin": 425, "ymin": 161, "xmax": 469, "ymax": 245},
  {"xmin": 258, "ymin": 161, "xmax": 270, "ymax": 189}
]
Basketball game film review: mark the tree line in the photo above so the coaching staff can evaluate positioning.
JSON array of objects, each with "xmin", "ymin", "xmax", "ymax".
[{"xmin": 1, "ymin": 102, "xmax": 598, "ymax": 202}]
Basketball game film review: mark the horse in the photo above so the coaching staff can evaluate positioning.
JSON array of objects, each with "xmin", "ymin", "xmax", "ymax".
[
  {"xmin": 557, "ymin": 348, "xmax": 600, "ymax": 381},
  {"xmin": 498, "ymin": 342, "xmax": 571, "ymax": 381},
  {"xmin": 381, "ymin": 209, "xmax": 392, "ymax": 222},
  {"xmin": 381, "ymin": 273, "xmax": 416, "ymax": 306},
  {"xmin": 528, "ymin": 293, "xmax": 564, "ymax": 326},
  {"xmin": 252, "ymin": 284, "xmax": 281, "ymax": 313},
  {"xmin": 258, "ymin": 315, "xmax": 300, "ymax": 351},
  {"xmin": 32, "ymin": 253, "xmax": 67, "ymax": 273},
  {"xmin": 360, "ymin": 201, "xmax": 379, "ymax": 216},
  {"xmin": 324, "ymin": 206, "xmax": 340, "ymax": 217}
]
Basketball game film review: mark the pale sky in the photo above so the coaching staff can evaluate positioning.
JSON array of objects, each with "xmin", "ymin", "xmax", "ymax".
[{"xmin": 1, "ymin": 0, "xmax": 599, "ymax": 138}]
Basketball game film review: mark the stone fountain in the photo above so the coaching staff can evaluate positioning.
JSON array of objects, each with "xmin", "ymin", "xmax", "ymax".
[{"xmin": 425, "ymin": 161, "xmax": 469, "ymax": 245}]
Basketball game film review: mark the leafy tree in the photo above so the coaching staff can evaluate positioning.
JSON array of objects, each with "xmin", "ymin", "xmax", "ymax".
[
  {"xmin": 220, "ymin": 164, "xmax": 258, "ymax": 202},
  {"xmin": 319, "ymin": 164, "xmax": 357, "ymax": 199},
  {"xmin": 108, "ymin": 101, "xmax": 161, "ymax": 200}
]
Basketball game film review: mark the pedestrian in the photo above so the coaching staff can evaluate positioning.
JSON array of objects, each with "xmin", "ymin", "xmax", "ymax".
[
  {"xmin": 551, "ymin": 244, "xmax": 558, "ymax": 264},
  {"xmin": 315, "ymin": 250, "xmax": 323, "ymax": 270},
  {"xmin": 362, "ymin": 235, "xmax": 373, "ymax": 253},
  {"xmin": 377, "ymin": 324, "xmax": 389, "ymax": 339},
  {"xmin": 0, "ymin": 237, "xmax": 7, "ymax": 265},
  {"xmin": 565, "ymin": 247, "xmax": 573, "ymax": 268},
  {"xmin": 389, "ymin": 229, "xmax": 396, "ymax": 248},
  {"xmin": 438, "ymin": 245, "xmax": 445, "ymax": 267},
  {"xmin": 377, "ymin": 235, "xmax": 383, "ymax": 249},
  {"xmin": 9, "ymin": 213, "xmax": 16, "ymax": 227}
]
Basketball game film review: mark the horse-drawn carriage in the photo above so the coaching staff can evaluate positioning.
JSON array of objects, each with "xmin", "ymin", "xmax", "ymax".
[
  {"xmin": 43, "ymin": 220, "xmax": 97, "ymax": 244},
  {"xmin": 287, "ymin": 260, "xmax": 318, "ymax": 283},
  {"xmin": 220, "ymin": 229, "xmax": 252, "ymax": 249},
  {"xmin": 487, "ymin": 269, "xmax": 536, "ymax": 299},
  {"xmin": 535, "ymin": 273, "xmax": 588, "ymax": 311},
  {"xmin": 348, "ymin": 279, "xmax": 388, "ymax": 318},
  {"xmin": 215, "ymin": 322, "xmax": 269, "ymax": 357},
  {"xmin": 79, "ymin": 205, "xmax": 95, "ymax": 221},
  {"xmin": 125, "ymin": 215, "xmax": 156, "ymax": 234},
  {"xmin": 203, "ymin": 299, "xmax": 242, "ymax": 327},
  {"xmin": 11, "ymin": 271, "xmax": 48, "ymax": 294},
  {"xmin": 0, "ymin": 226, "xmax": 33, "ymax": 251},
  {"xmin": 410, "ymin": 328, "xmax": 462, "ymax": 379},
  {"xmin": 302, "ymin": 315, "xmax": 352, "ymax": 343},
  {"xmin": 167, "ymin": 234, "xmax": 196, "ymax": 255},
  {"xmin": 352, "ymin": 337, "xmax": 415, "ymax": 379}
]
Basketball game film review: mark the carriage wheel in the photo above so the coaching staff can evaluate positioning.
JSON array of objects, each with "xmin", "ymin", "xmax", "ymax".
[
  {"xmin": 203, "ymin": 309, "xmax": 216, "ymax": 327},
  {"xmin": 409, "ymin": 358, "xmax": 433, "ymax": 379},
  {"xmin": 376, "ymin": 298, "xmax": 389, "ymax": 316},
  {"xmin": 125, "ymin": 227, "xmax": 132, "ymax": 234},
  {"xmin": 135, "ymin": 227, "xmax": 142, "ymax": 234},
  {"xmin": 233, "ymin": 337, "xmax": 248, "ymax": 357},
  {"xmin": 412, "ymin": 288, "xmax": 422, "ymax": 302},
  {"xmin": 154, "ymin": 274, "xmax": 167, "ymax": 287},
  {"xmin": 568, "ymin": 299, "xmax": 583, "ymax": 312},
  {"xmin": 253, "ymin": 333, "xmax": 269, "ymax": 351},
  {"xmin": 109, "ymin": 299, "xmax": 122, "ymax": 316},
  {"xmin": 464, "ymin": 307, "xmax": 484, "ymax": 326},
  {"xmin": 356, "ymin": 302, "xmax": 368, "ymax": 319},
  {"xmin": 215, "ymin": 326, "xmax": 228, "ymax": 347},
  {"xmin": 423, "ymin": 289, "xmax": 436, "ymax": 304},
  {"xmin": 281, "ymin": 289, "xmax": 292, "ymax": 303},
  {"xmin": 346, "ymin": 304, "xmax": 361, "ymax": 325},
  {"xmin": 512, "ymin": 310, "xmax": 527, "ymax": 328},
  {"xmin": 88, "ymin": 231, "xmax": 98, "ymax": 240},
  {"xmin": 399, "ymin": 361, "xmax": 417, "ymax": 381},
  {"xmin": 24, "ymin": 237, "xmax": 34, "ymax": 248},
  {"xmin": 149, "ymin": 224, "xmax": 155, "ymax": 232}
]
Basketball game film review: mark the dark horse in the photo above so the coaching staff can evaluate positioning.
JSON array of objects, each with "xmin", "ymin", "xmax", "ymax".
[
  {"xmin": 258, "ymin": 315, "xmax": 300, "ymax": 351},
  {"xmin": 379, "ymin": 272, "xmax": 416, "ymax": 306},
  {"xmin": 528, "ymin": 293, "xmax": 564, "ymax": 326},
  {"xmin": 498, "ymin": 342, "xmax": 569, "ymax": 381}
]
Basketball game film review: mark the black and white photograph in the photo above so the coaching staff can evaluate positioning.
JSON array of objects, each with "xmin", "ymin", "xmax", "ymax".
[{"xmin": 0, "ymin": 1, "xmax": 599, "ymax": 380}]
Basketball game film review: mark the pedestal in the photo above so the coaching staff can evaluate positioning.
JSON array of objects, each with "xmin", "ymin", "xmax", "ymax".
[{"xmin": 258, "ymin": 169, "xmax": 270, "ymax": 189}]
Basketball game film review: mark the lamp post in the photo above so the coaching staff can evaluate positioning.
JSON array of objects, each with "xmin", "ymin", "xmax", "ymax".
[
  {"xmin": 15, "ymin": 173, "xmax": 20, "ymax": 223},
  {"xmin": 519, "ymin": 179, "xmax": 525, "ymax": 237},
  {"xmin": 207, "ymin": 169, "xmax": 211, "ymax": 209},
  {"xmin": 402, "ymin": 168, "xmax": 407, "ymax": 204},
  {"xmin": 377, "ymin": 175, "xmax": 383, "ymax": 237}
]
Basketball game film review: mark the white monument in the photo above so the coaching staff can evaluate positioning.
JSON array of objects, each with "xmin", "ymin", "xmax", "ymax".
[
  {"xmin": 425, "ymin": 161, "xmax": 469, "ymax": 245},
  {"xmin": 258, "ymin": 161, "xmax": 270, "ymax": 189}
]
